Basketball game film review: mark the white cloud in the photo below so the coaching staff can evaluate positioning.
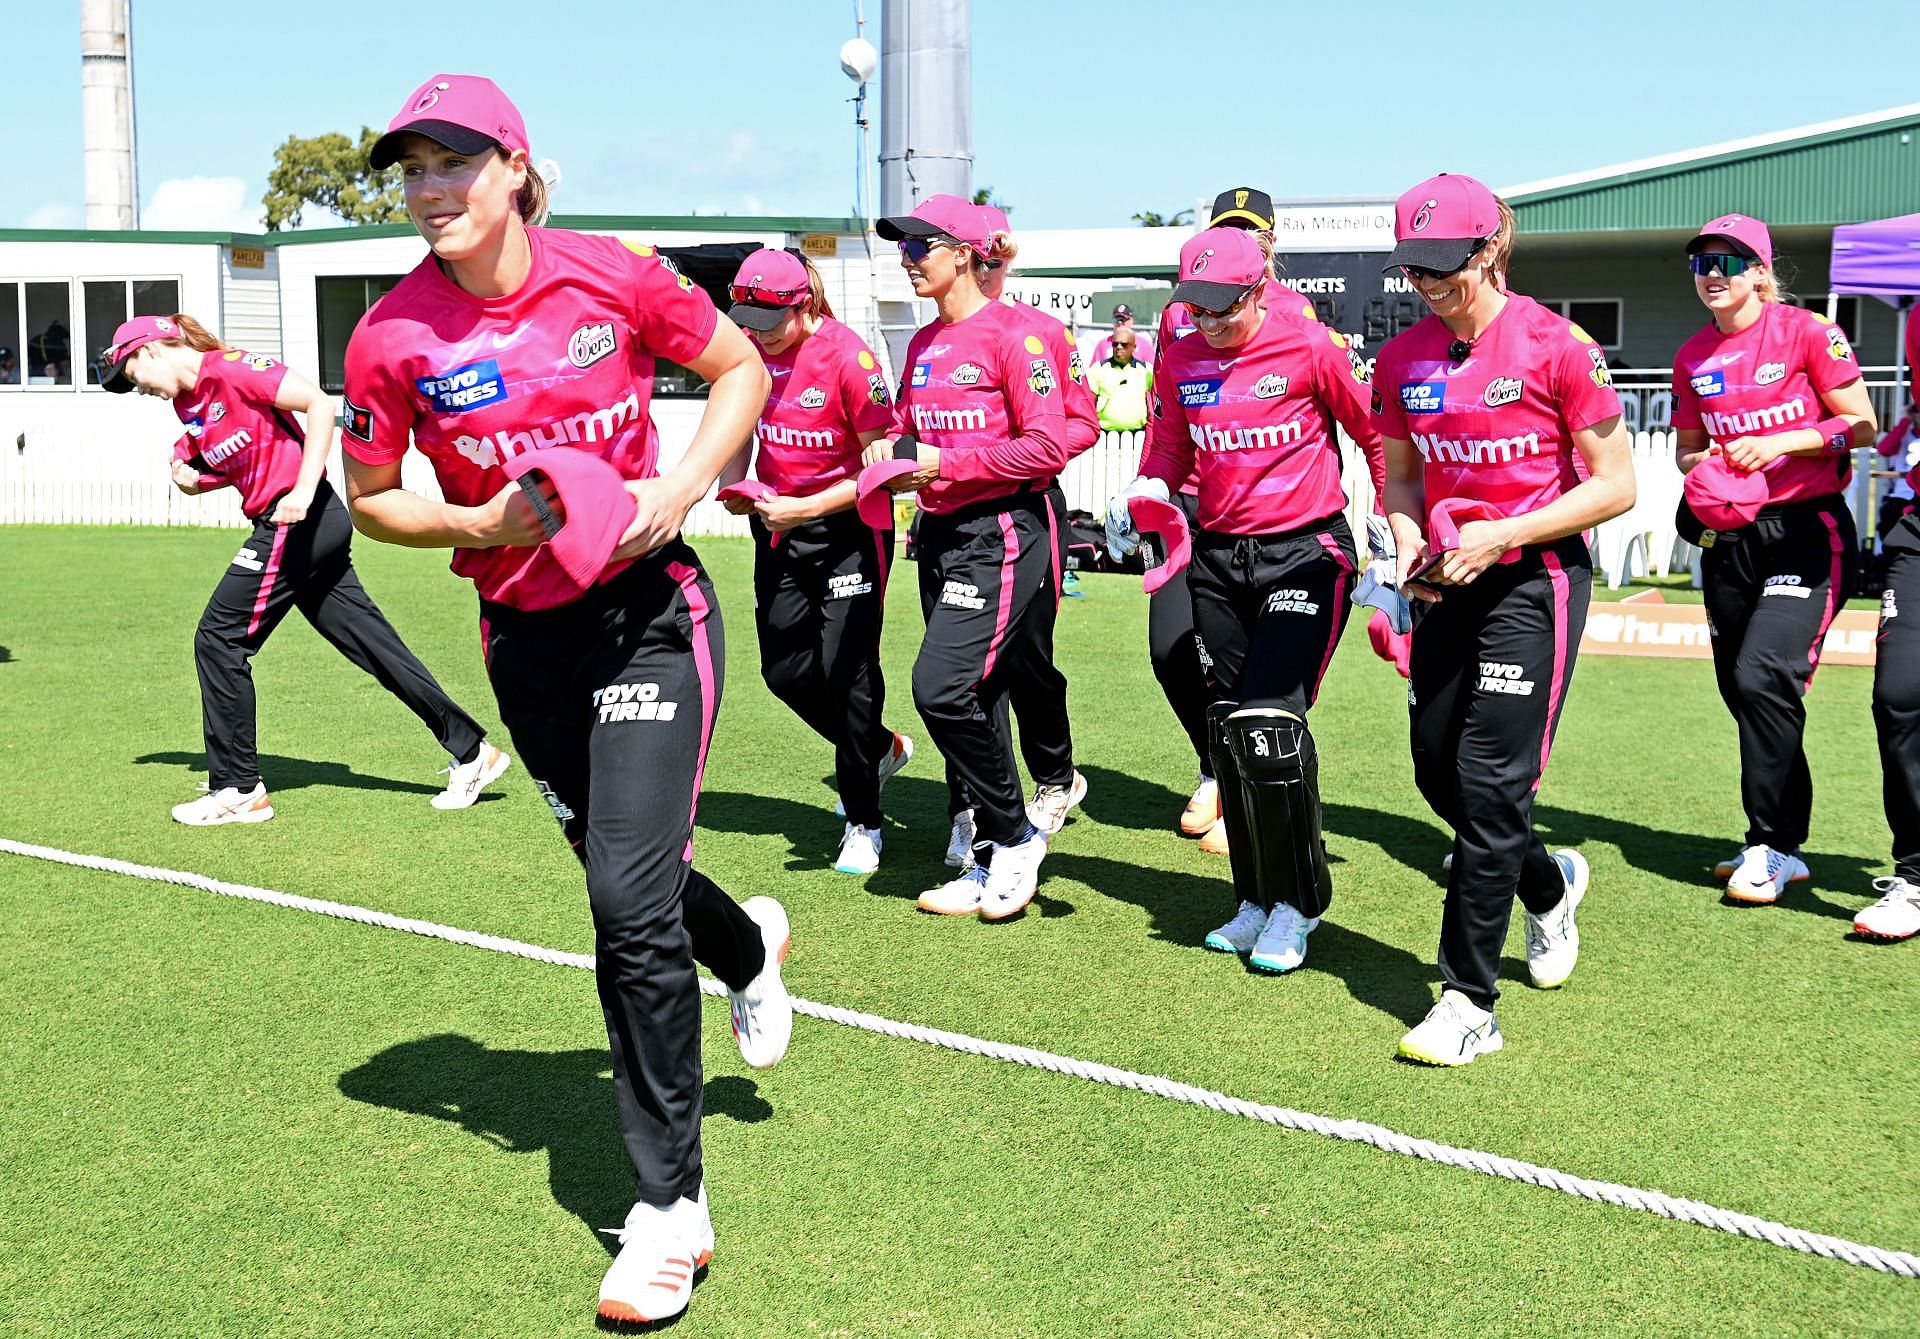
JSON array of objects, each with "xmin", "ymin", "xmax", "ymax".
[
  {"xmin": 22, "ymin": 202, "xmax": 82, "ymax": 229},
  {"xmin": 141, "ymin": 176, "xmax": 265, "ymax": 232}
]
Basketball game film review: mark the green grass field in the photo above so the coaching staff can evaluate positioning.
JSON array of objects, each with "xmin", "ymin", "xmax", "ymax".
[{"xmin": 1, "ymin": 526, "xmax": 1915, "ymax": 1339}]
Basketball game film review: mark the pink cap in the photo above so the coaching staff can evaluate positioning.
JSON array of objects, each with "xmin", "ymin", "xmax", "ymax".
[
  {"xmin": 876, "ymin": 194, "xmax": 992, "ymax": 252},
  {"xmin": 1128, "ymin": 494, "xmax": 1192, "ymax": 594},
  {"xmin": 1367, "ymin": 610, "xmax": 1412, "ymax": 680},
  {"xmin": 727, "ymin": 249, "xmax": 811, "ymax": 331},
  {"xmin": 1171, "ymin": 228, "xmax": 1266, "ymax": 311},
  {"xmin": 1683, "ymin": 454, "xmax": 1770, "ymax": 531},
  {"xmin": 99, "ymin": 315, "xmax": 184, "ymax": 394},
  {"xmin": 500, "ymin": 450, "xmax": 636, "ymax": 595},
  {"xmin": 1428, "ymin": 496, "xmax": 1520, "ymax": 563},
  {"xmin": 978, "ymin": 203, "xmax": 1011, "ymax": 239},
  {"xmin": 855, "ymin": 459, "xmax": 919, "ymax": 528},
  {"xmin": 1383, "ymin": 174, "xmax": 1500, "ymax": 274},
  {"xmin": 1687, "ymin": 213, "xmax": 1773, "ymax": 270},
  {"xmin": 370, "ymin": 74, "xmax": 529, "ymax": 171}
]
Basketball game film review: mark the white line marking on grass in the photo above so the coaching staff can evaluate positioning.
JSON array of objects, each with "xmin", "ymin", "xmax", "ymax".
[{"xmin": 5, "ymin": 835, "xmax": 1916, "ymax": 1280}]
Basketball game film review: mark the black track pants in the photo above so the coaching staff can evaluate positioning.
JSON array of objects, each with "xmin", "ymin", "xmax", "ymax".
[
  {"xmin": 914, "ymin": 495, "xmax": 1056, "ymax": 853},
  {"xmin": 1145, "ymin": 490, "xmax": 1211, "ymax": 775},
  {"xmin": 751, "ymin": 510, "xmax": 894, "ymax": 829},
  {"xmin": 1877, "ymin": 515, "xmax": 1920, "ymax": 881},
  {"xmin": 1409, "ymin": 538, "xmax": 1590, "ymax": 1011},
  {"xmin": 1701, "ymin": 497, "xmax": 1856, "ymax": 852},
  {"xmin": 1003, "ymin": 483, "xmax": 1074, "ymax": 789},
  {"xmin": 1188, "ymin": 516, "xmax": 1356, "ymax": 914},
  {"xmin": 194, "ymin": 479, "xmax": 484, "ymax": 791},
  {"xmin": 482, "ymin": 545, "xmax": 766, "ymax": 1207}
]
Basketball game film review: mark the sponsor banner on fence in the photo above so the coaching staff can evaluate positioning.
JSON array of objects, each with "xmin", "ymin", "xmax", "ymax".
[{"xmin": 1581, "ymin": 589, "xmax": 1878, "ymax": 667}]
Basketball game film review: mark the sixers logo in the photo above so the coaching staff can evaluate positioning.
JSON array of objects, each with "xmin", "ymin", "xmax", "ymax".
[
  {"xmin": 798, "ymin": 386, "xmax": 827, "ymax": 408},
  {"xmin": 568, "ymin": 323, "xmax": 617, "ymax": 369},
  {"xmin": 412, "ymin": 81, "xmax": 451, "ymax": 113},
  {"xmin": 1190, "ymin": 249, "xmax": 1213, "ymax": 275},
  {"xmin": 1410, "ymin": 199, "xmax": 1439, "ymax": 233}
]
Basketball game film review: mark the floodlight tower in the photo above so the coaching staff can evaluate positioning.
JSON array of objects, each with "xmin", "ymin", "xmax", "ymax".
[
  {"xmin": 878, "ymin": 0, "xmax": 972, "ymax": 216},
  {"xmin": 81, "ymin": 0, "xmax": 138, "ymax": 229}
]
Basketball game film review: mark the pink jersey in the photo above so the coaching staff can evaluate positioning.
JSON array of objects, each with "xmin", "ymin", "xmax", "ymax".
[
  {"xmin": 172, "ymin": 349, "xmax": 302, "ymax": 518},
  {"xmin": 753, "ymin": 317, "xmax": 893, "ymax": 496},
  {"xmin": 890, "ymin": 301, "xmax": 1069, "ymax": 515},
  {"xmin": 1003, "ymin": 299, "xmax": 1098, "ymax": 461},
  {"xmin": 1909, "ymin": 316, "xmax": 1920, "ymax": 493},
  {"xmin": 1142, "ymin": 312, "xmax": 1382, "ymax": 535},
  {"xmin": 1092, "ymin": 329, "xmax": 1157, "ymax": 367},
  {"xmin": 1373, "ymin": 293, "xmax": 1622, "ymax": 522},
  {"xmin": 1671, "ymin": 303, "xmax": 1861, "ymax": 506},
  {"xmin": 341, "ymin": 229, "xmax": 716, "ymax": 611}
]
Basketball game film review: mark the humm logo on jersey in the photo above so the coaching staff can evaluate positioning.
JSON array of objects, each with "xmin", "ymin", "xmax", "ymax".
[
  {"xmin": 417, "ymin": 359, "xmax": 509, "ymax": 413},
  {"xmin": 1399, "ymin": 382, "xmax": 1446, "ymax": 413}
]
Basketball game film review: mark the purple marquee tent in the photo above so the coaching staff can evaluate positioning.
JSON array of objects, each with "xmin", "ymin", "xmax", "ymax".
[{"xmin": 1830, "ymin": 211, "xmax": 1920, "ymax": 404}]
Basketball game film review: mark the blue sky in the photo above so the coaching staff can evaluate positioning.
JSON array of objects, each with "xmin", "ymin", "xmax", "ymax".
[{"xmin": 9, "ymin": 0, "xmax": 1914, "ymax": 231}]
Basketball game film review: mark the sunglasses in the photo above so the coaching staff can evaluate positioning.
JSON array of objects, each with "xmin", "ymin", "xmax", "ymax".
[
  {"xmin": 898, "ymin": 237, "xmax": 964, "ymax": 263},
  {"xmin": 1688, "ymin": 253, "xmax": 1755, "ymax": 278},
  {"xmin": 1188, "ymin": 286, "xmax": 1257, "ymax": 322},
  {"xmin": 728, "ymin": 282, "xmax": 806, "ymax": 307}
]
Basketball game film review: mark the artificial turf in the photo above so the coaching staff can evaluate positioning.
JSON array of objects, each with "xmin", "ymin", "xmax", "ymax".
[{"xmin": 0, "ymin": 526, "xmax": 1914, "ymax": 1338}]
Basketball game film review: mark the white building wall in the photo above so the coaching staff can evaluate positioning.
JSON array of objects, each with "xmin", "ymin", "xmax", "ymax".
[{"xmin": 218, "ymin": 245, "xmax": 283, "ymax": 360}]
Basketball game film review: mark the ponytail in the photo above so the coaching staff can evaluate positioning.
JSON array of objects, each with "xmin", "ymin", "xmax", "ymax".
[
  {"xmin": 1482, "ymin": 198, "xmax": 1517, "ymax": 290},
  {"xmin": 505, "ymin": 149, "xmax": 550, "ymax": 227},
  {"xmin": 166, "ymin": 313, "xmax": 227, "ymax": 353},
  {"xmin": 797, "ymin": 251, "xmax": 836, "ymax": 321}
]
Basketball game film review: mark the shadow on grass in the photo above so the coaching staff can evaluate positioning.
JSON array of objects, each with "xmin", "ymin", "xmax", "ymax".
[
  {"xmin": 0, "ymin": 645, "xmax": 12, "ymax": 663},
  {"xmin": 1532, "ymin": 804, "xmax": 1869, "ymax": 921},
  {"xmin": 132, "ymin": 750, "xmax": 488, "ymax": 800},
  {"xmin": 340, "ymin": 1034, "xmax": 770, "ymax": 1251}
]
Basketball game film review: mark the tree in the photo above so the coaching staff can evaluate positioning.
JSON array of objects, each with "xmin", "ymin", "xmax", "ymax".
[
  {"xmin": 971, "ymin": 187, "xmax": 1009, "ymax": 213},
  {"xmin": 1131, "ymin": 208, "xmax": 1194, "ymax": 228},
  {"xmin": 262, "ymin": 129, "xmax": 407, "ymax": 231}
]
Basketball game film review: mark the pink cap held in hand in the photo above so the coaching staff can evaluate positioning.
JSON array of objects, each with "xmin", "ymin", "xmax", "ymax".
[
  {"xmin": 1427, "ymin": 496, "xmax": 1520, "ymax": 563},
  {"xmin": 370, "ymin": 74, "xmax": 530, "ymax": 170},
  {"xmin": 1684, "ymin": 453, "xmax": 1770, "ymax": 531},
  {"xmin": 1687, "ymin": 214, "xmax": 1773, "ymax": 270},
  {"xmin": 855, "ymin": 460, "xmax": 919, "ymax": 528},
  {"xmin": 1128, "ymin": 494, "xmax": 1192, "ymax": 594},
  {"xmin": 500, "ymin": 450, "xmax": 636, "ymax": 595}
]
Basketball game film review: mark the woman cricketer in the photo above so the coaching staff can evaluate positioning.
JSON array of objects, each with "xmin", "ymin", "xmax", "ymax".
[
  {"xmin": 100, "ymin": 313, "xmax": 507, "ymax": 824},
  {"xmin": 1669, "ymin": 213, "xmax": 1877, "ymax": 906},
  {"xmin": 338, "ymin": 73, "xmax": 791, "ymax": 1326},
  {"xmin": 1374, "ymin": 174, "xmax": 1634, "ymax": 1066}
]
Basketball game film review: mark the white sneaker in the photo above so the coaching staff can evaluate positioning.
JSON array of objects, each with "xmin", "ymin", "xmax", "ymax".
[
  {"xmin": 1854, "ymin": 876, "xmax": 1920, "ymax": 941},
  {"xmin": 980, "ymin": 826, "xmax": 1048, "ymax": 921},
  {"xmin": 1204, "ymin": 900, "xmax": 1268, "ymax": 954},
  {"xmin": 728, "ymin": 897, "xmax": 791, "ymax": 1070},
  {"xmin": 431, "ymin": 742, "xmax": 511, "ymax": 810},
  {"xmin": 1716, "ymin": 844, "xmax": 1810, "ymax": 885},
  {"xmin": 1180, "ymin": 775, "xmax": 1220, "ymax": 837},
  {"xmin": 944, "ymin": 809, "xmax": 977, "ymax": 869},
  {"xmin": 1725, "ymin": 845, "xmax": 1808, "ymax": 905},
  {"xmin": 1442, "ymin": 851, "xmax": 1453, "ymax": 875},
  {"xmin": 1247, "ymin": 902, "xmax": 1319, "ymax": 974},
  {"xmin": 597, "ymin": 1188, "xmax": 714, "ymax": 1325},
  {"xmin": 834, "ymin": 823, "xmax": 882, "ymax": 875},
  {"xmin": 171, "ymin": 783, "xmax": 274, "ymax": 826},
  {"xmin": 835, "ymin": 730, "xmax": 916, "ymax": 818},
  {"xmin": 1026, "ymin": 771, "xmax": 1088, "ymax": 837},
  {"xmin": 1526, "ymin": 850, "xmax": 1587, "ymax": 989},
  {"xmin": 1398, "ymin": 990, "xmax": 1504, "ymax": 1067},
  {"xmin": 918, "ymin": 864, "xmax": 987, "ymax": 915}
]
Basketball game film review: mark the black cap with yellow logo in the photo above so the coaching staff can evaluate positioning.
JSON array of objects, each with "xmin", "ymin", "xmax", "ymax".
[{"xmin": 1209, "ymin": 186, "xmax": 1275, "ymax": 231}]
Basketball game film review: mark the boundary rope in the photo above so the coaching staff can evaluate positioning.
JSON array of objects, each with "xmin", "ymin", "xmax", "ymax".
[{"xmin": 4, "ymin": 835, "xmax": 1913, "ymax": 1280}]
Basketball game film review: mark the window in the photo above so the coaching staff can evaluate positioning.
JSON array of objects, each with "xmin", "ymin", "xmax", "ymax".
[
  {"xmin": 81, "ymin": 279, "xmax": 182, "ymax": 388},
  {"xmin": 17, "ymin": 282, "xmax": 74, "ymax": 387},
  {"xmin": 315, "ymin": 276, "xmax": 403, "ymax": 393},
  {"xmin": 0, "ymin": 284, "xmax": 20, "ymax": 388},
  {"xmin": 1539, "ymin": 298, "xmax": 1623, "ymax": 350}
]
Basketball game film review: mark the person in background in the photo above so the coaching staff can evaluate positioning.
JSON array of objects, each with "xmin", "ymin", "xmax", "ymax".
[
  {"xmin": 1670, "ymin": 213, "xmax": 1877, "ymax": 907},
  {"xmin": 98, "ymin": 313, "xmax": 508, "ymax": 825},
  {"xmin": 0, "ymin": 346, "xmax": 17, "ymax": 385},
  {"xmin": 715, "ymin": 246, "xmax": 912, "ymax": 876},
  {"xmin": 1091, "ymin": 302, "xmax": 1156, "ymax": 367},
  {"xmin": 1874, "ymin": 400, "xmax": 1918, "ymax": 542},
  {"xmin": 1090, "ymin": 326, "xmax": 1153, "ymax": 433}
]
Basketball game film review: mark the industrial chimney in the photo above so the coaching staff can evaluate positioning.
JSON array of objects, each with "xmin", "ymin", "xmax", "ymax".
[
  {"xmin": 81, "ymin": 0, "xmax": 138, "ymax": 230},
  {"xmin": 878, "ymin": 0, "xmax": 971, "ymax": 217}
]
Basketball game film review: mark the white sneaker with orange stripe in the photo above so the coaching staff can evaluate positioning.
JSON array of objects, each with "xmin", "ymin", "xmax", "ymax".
[
  {"xmin": 171, "ymin": 783, "xmax": 274, "ymax": 826},
  {"xmin": 432, "ymin": 742, "xmax": 511, "ymax": 810},
  {"xmin": 597, "ymin": 1186, "xmax": 714, "ymax": 1325}
]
